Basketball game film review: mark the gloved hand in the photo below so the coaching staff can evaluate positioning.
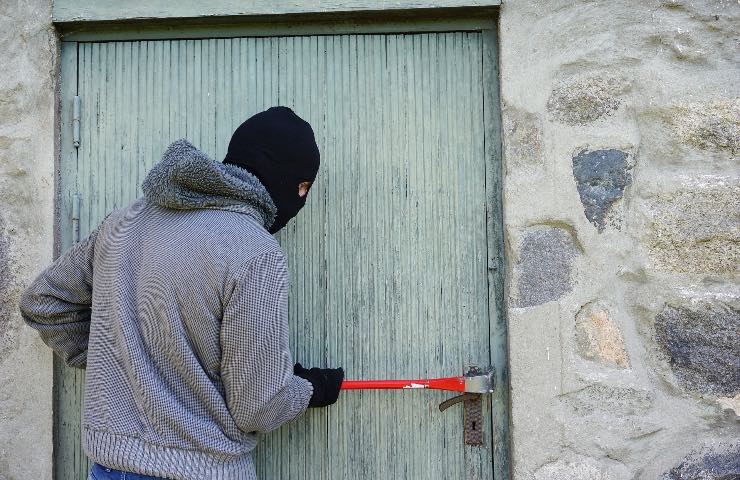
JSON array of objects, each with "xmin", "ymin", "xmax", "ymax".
[{"xmin": 294, "ymin": 363, "xmax": 344, "ymax": 408}]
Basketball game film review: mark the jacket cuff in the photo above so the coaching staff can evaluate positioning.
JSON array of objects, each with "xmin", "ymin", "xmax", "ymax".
[{"xmin": 290, "ymin": 374, "xmax": 314, "ymax": 414}]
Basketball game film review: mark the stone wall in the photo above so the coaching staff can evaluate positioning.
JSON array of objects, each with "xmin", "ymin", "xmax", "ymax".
[
  {"xmin": 500, "ymin": 0, "xmax": 739, "ymax": 478},
  {"xmin": 0, "ymin": 0, "xmax": 57, "ymax": 478}
]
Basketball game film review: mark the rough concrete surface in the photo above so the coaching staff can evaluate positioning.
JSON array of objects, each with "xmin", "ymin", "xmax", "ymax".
[
  {"xmin": 716, "ymin": 395, "xmax": 740, "ymax": 416},
  {"xmin": 534, "ymin": 455, "xmax": 634, "ymax": 480},
  {"xmin": 561, "ymin": 383, "xmax": 653, "ymax": 417},
  {"xmin": 0, "ymin": 0, "xmax": 56, "ymax": 478}
]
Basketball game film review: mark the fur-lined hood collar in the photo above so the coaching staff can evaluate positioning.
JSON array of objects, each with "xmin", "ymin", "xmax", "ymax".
[{"xmin": 141, "ymin": 139, "xmax": 277, "ymax": 229}]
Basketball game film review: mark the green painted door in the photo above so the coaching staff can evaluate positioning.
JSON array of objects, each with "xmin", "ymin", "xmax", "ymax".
[{"xmin": 58, "ymin": 23, "xmax": 507, "ymax": 480}]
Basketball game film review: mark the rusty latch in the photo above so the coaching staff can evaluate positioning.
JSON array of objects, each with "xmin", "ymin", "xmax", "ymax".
[{"xmin": 438, "ymin": 366, "xmax": 493, "ymax": 446}]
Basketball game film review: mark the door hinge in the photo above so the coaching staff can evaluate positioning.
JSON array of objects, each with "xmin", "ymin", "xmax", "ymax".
[
  {"xmin": 72, "ymin": 95, "xmax": 81, "ymax": 148},
  {"xmin": 72, "ymin": 193, "xmax": 81, "ymax": 243}
]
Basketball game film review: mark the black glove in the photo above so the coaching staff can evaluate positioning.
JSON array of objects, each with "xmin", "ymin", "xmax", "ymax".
[{"xmin": 294, "ymin": 363, "xmax": 344, "ymax": 408}]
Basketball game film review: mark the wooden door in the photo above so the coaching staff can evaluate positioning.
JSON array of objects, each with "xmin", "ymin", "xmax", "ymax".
[{"xmin": 58, "ymin": 22, "xmax": 507, "ymax": 480}]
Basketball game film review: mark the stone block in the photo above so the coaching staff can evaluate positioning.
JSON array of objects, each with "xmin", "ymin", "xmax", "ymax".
[
  {"xmin": 0, "ymin": 215, "xmax": 15, "ymax": 359},
  {"xmin": 534, "ymin": 459, "xmax": 613, "ymax": 480},
  {"xmin": 547, "ymin": 76, "xmax": 629, "ymax": 125},
  {"xmin": 655, "ymin": 303, "xmax": 740, "ymax": 396},
  {"xmin": 646, "ymin": 182, "xmax": 739, "ymax": 274},
  {"xmin": 664, "ymin": 441, "xmax": 740, "ymax": 480},
  {"xmin": 561, "ymin": 384, "xmax": 653, "ymax": 417},
  {"xmin": 572, "ymin": 148, "xmax": 633, "ymax": 232},
  {"xmin": 647, "ymin": 29, "xmax": 709, "ymax": 64},
  {"xmin": 503, "ymin": 104, "xmax": 543, "ymax": 170},
  {"xmin": 575, "ymin": 302, "xmax": 629, "ymax": 368},
  {"xmin": 514, "ymin": 226, "xmax": 580, "ymax": 308},
  {"xmin": 668, "ymin": 98, "xmax": 740, "ymax": 155}
]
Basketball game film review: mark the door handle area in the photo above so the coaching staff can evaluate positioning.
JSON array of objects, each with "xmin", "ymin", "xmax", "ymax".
[
  {"xmin": 438, "ymin": 392, "xmax": 480, "ymax": 412},
  {"xmin": 437, "ymin": 365, "xmax": 494, "ymax": 447},
  {"xmin": 438, "ymin": 392, "xmax": 485, "ymax": 446},
  {"xmin": 340, "ymin": 365, "xmax": 494, "ymax": 447}
]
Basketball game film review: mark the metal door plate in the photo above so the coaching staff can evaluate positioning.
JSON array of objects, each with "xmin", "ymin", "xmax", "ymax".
[{"xmin": 464, "ymin": 393, "xmax": 483, "ymax": 446}]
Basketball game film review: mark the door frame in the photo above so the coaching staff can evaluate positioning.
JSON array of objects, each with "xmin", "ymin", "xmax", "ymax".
[{"xmin": 56, "ymin": 12, "xmax": 508, "ymax": 480}]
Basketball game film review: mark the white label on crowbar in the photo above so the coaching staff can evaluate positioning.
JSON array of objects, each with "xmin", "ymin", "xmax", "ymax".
[{"xmin": 403, "ymin": 383, "xmax": 428, "ymax": 389}]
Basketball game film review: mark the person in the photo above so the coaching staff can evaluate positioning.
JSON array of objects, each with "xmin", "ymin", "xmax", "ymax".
[{"xmin": 19, "ymin": 106, "xmax": 344, "ymax": 480}]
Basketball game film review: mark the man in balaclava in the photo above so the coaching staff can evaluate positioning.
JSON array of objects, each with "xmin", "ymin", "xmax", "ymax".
[
  {"xmin": 224, "ymin": 106, "xmax": 320, "ymax": 233},
  {"xmin": 20, "ymin": 106, "xmax": 343, "ymax": 480},
  {"xmin": 222, "ymin": 106, "xmax": 345, "ymax": 403}
]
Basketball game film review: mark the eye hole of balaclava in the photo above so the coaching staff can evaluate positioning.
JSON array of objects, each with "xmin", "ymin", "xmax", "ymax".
[
  {"xmin": 298, "ymin": 181, "xmax": 312, "ymax": 198},
  {"xmin": 222, "ymin": 106, "xmax": 320, "ymax": 234}
]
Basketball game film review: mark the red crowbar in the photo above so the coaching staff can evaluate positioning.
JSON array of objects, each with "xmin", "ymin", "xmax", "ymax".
[{"xmin": 341, "ymin": 367, "xmax": 494, "ymax": 394}]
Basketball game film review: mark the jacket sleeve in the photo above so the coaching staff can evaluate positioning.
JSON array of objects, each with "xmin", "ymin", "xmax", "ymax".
[
  {"xmin": 220, "ymin": 249, "xmax": 313, "ymax": 434},
  {"xmin": 18, "ymin": 221, "xmax": 104, "ymax": 369}
]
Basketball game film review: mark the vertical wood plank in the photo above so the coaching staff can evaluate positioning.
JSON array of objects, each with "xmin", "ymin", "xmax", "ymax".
[
  {"xmin": 55, "ymin": 40, "xmax": 80, "ymax": 480},
  {"xmin": 482, "ymin": 25, "xmax": 511, "ymax": 480},
  {"xmin": 122, "ymin": 42, "xmax": 135, "ymax": 207}
]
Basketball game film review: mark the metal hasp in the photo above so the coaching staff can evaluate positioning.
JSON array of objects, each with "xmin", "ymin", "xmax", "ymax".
[
  {"xmin": 463, "ymin": 365, "xmax": 495, "ymax": 393},
  {"xmin": 72, "ymin": 95, "xmax": 81, "ymax": 148},
  {"xmin": 438, "ymin": 365, "xmax": 494, "ymax": 446}
]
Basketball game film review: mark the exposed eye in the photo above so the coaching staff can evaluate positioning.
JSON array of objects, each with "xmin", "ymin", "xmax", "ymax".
[{"xmin": 298, "ymin": 181, "xmax": 313, "ymax": 198}]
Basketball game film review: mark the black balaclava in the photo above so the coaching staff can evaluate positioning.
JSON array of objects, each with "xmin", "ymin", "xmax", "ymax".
[{"xmin": 223, "ymin": 106, "xmax": 320, "ymax": 233}]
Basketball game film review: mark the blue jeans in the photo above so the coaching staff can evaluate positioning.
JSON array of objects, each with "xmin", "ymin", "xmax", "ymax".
[{"xmin": 88, "ymin": 463, "xmax": 169, "ymax": 480}]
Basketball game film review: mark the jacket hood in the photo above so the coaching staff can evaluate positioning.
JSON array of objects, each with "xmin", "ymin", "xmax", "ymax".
[{"xmin": 142, "ymin": 139, "xmax": 277, "ymax": 229}]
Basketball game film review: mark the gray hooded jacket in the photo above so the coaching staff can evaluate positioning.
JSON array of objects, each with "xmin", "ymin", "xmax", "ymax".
[{"xmin": 19, "ymin": 139, "xmax": 313, "ymax": 480}]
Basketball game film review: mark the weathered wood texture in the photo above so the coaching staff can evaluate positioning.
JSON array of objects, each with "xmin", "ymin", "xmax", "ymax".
[
  {"xmin": 60, "ymin": 17, "xmax": 496, "ymax": 42},
  {"xmin": 53, "ymin": 0, "xmax": 500, "ymax": 24},
  {"xmin": 56, "ymin": 41, "xmax": 92, "ymax": 480},
  {"xmin": 59, "ymin": 30, "xmax": 504, "ymax": 479},
  {"xmin": 482, "ymin": 27, "xmax": 510, "ymax": 480}
]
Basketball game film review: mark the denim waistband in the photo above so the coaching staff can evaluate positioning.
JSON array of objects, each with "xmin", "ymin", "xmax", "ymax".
[{"xmin": 90, "ymin": 462, "xmax": 168, "ymax": 480}]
